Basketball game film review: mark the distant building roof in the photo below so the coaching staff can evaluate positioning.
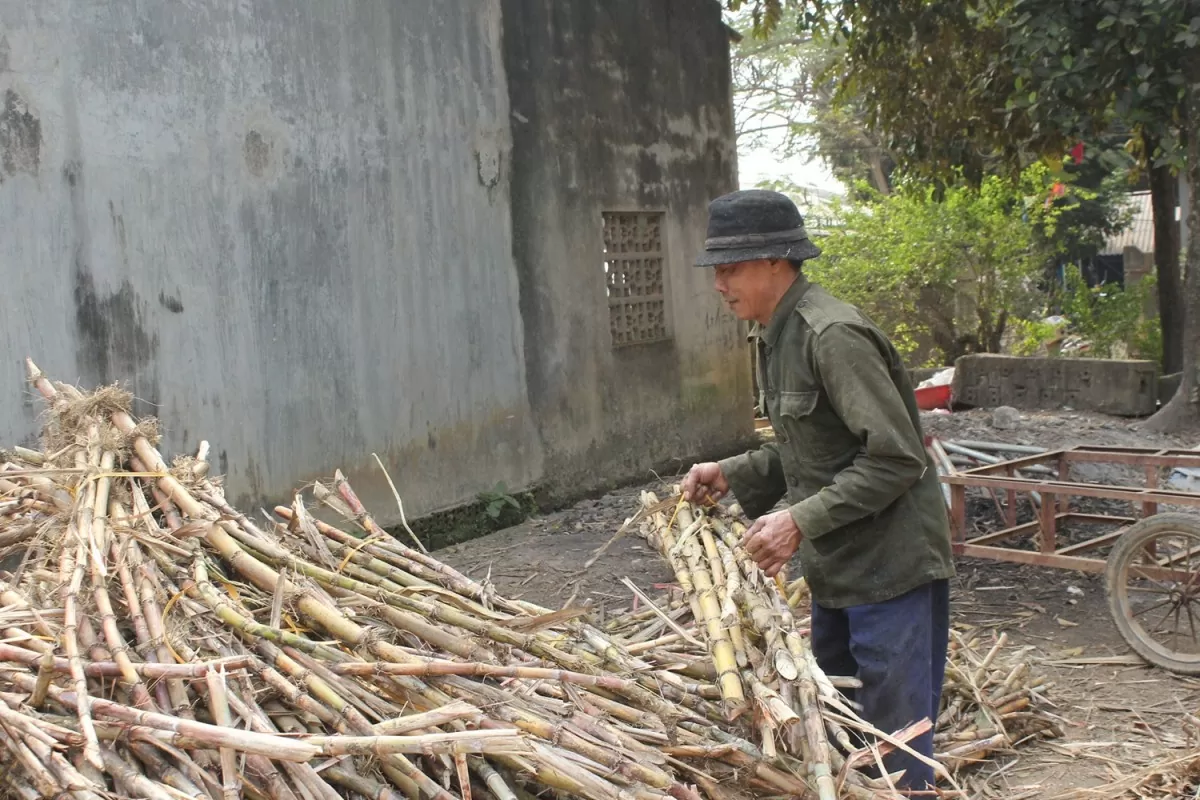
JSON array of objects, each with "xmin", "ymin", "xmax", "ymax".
[{"xmin": 1102, "ymin": 191, "xmax": 1155, "ymax": 255}]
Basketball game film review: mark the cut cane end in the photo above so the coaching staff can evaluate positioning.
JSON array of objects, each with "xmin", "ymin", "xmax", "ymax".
[{"xmin": 774, "ymin": 650, "xmax": 799, "ymax": 682}]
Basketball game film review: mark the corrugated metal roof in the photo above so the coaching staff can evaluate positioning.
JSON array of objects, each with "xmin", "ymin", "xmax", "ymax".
[{"xmin": 1102, "ymin": 191, "xmax": 1155, "ymax": 255}]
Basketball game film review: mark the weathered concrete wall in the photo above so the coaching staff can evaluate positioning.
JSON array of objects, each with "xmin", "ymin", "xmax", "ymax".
[
  {"xmin": 953, "ymin": 354, "xmax": 1158, "ymax": 417},
  {"xmin": 502, "ymin": 0, "xmax": 752, "ymax": 497},
  {"xmin": 0, "ymin": 0, "xmax": 748, "ymax": 520},
  {"xmin": 0, "ymin": 0, "xmax": 543, "ymax": 517}
]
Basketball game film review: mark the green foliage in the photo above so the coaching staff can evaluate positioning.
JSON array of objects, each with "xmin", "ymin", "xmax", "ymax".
[
  {"xmin": 1008, "ymin": 318, "xmax": 1062, "ymax": 357},
  {"xmin": 729, "ymin": 8, "xmax": 895, "ymax": 194},
  {"xmin": 999, "ymin": 0, "xmax": 1195, "ymax": 173},
  {"xmin": 1053, "ymin": 267, "xmax": 1162, "ymax": 361},
  {"xmin": 1009, "ymin": 267, "xmax": 1161, "ymax": 361},
  {"xmin": 809, "ymin": 168, "xmax": 1055, "ymax": 365},
  {"xmin": 726, "ymin": 0, "xmax": 1195, "ymax": 403},
  {"xmin": 477, "ymin": 482, "xmax": 523, "ymax": 522},
  {"xmin": 729, "ymin": 0, "xmax": 1044, "ymax": 189},
  {"xmin": 726, "ymin": 1, "xmax": 1198, "ymax": 187}
]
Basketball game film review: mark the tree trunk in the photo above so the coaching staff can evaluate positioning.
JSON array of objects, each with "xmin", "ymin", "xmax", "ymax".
[
  {"xmin": 1143, "ymin": 58, "xmax": 1200, "ymax": 432},
  {"xmin": 1145, "ymin": 132, "xmax": 1184, "ymax": 374},
  {"xmin": 868, "ymin": 150, "xmax": 892, "ymax": 195}
]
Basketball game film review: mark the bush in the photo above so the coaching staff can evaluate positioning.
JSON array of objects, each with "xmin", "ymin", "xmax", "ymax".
[
  {"xmin": 1054, "ymin": 266, "xmax": 1161, "ymax": 361},
  {"xmin": 810, "ymin": 169, "xmax": 1054, "ymax": 365}
]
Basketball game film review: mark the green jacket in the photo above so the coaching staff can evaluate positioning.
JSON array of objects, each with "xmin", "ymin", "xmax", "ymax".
[{"xmin": 719, "ymin": 274, "xmax": 955, "ymax": 609}]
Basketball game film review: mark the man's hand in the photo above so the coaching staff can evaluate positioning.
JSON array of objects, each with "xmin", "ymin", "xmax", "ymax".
[
  {"xmin": 682, "ymin": 462, "xmax": 729, "ymax": 506},
  {"xmin": 742, "ymin": 510, "xmax": 802, "ymax": 578}
]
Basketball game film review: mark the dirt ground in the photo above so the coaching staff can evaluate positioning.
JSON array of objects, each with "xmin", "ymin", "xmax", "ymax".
[{"xmin": 435, "ymin": 408, "xmax": 1200, "ymax": 798}]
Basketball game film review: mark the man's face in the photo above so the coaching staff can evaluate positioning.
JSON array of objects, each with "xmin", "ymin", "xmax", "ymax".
[{"xmin": 713, "ymin": 259, "xmax": 782, "ymax": 322}]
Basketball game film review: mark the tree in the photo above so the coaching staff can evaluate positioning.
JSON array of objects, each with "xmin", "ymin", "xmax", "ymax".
[
  {"xmin": 997, "ymin": 0, "xmax": 1198, "ymax": 429},
  {"xmin": 727, "ymin": 0, "xmax": 1200, "ymax": 430},
  {"xmin": 809, "ymin": 169, "xmax": 1055, "ymax": 365},
  {"xmin": 730, "ymin": 10, "xmax": 895, "ymax": 194},
  {"xmin": 1047, "ymin": 137, "xmax": 1139, "ymax": 273}
]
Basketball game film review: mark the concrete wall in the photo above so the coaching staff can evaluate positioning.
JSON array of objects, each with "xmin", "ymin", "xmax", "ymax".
[
  {"xmin": 503, "ymin": 0, "xmax": 751, "ymax": 497},
  {"xmin": 0, "ymin": 0, "xmax": 748, "ymax": 519},
  {"xmin": 0, "ymin": 0, "xmax": 540, "ymax": 516},
  {"xmin": 953, "ymin": 354, "xmax": 1159, "ymax": 417}
]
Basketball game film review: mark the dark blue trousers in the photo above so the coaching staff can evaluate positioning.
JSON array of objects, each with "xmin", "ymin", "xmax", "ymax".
[{"xmin": 810, "ymin": 579, "xmax": 950, "ymax": 792}]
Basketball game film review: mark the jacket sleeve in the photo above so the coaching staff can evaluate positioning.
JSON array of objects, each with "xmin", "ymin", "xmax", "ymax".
[
  {"xmin": 788, "ymin": 322, "xmax": 928, "ymax": 539},
  {"xmin": 719, "ymin": 445, "xmax": 787, "ymax": 519}
]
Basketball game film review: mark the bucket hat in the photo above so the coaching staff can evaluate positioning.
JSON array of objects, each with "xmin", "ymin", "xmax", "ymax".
[{"xmin": 694, "ymin": 189, "xmax": 822, "ymax": 268}]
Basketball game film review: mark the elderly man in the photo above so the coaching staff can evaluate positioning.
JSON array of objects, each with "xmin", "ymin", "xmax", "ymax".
[{"xmin": 683, "ymin": 189, "xmax": 955, "ymax": 792}]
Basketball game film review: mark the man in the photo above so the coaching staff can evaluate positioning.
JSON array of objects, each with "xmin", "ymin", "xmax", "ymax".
[{"xmin": 683, "ymin": 189, "xmax": 955, "ymax": 792}]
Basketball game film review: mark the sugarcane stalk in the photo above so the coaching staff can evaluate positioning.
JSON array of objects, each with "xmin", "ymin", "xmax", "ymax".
[
  {"xmin": 643, "ymin": 497, "xmax": 703, "ymax": 624},
  {"xmin": 28, "ymin": 650, "xmax": 55, "ymax": 708},
  {"xmin": 303, "ymin": 729, "xmax": 525, "ymax": 757},
  {"xmin": 324, "ymin": 766, "xmax": 404, "ymax": 800},
  {"xmin": 0, "ymin": 642, "xmax": 254, "ymax": 678},
  {"xmin": 276, "ymin": 504, "xmax": 463, "ymax": 599},
  {"xmin": 678, "ymin": 529, "xmax": 744, "ymax": 713},
  {"xmin": 241, "ymin": 514, "xmax": 504, "ymax": 661},
  {"xmin": 468, "ymin": 757, "xmax": 517, "ymax": 800},
  {"xmin": 102, "ymin": 745, "xmax": 182, "ymax": 800},
  {"xmin": 700, "ymin": 526, "xmax": 749, "ymax": 670},
  {"xmin": 202, "ymin": 666, "xmax": 239, "ymax": 800},
  {"xmin": 253, "ymin": 642, "xmax": 462, "ymax": 800},
  {"xmin": 222, "ymin": 674, "xmax": 339, "ymax": 800},
  {"xmin": 59, "ymin": 537, "xmax": 103, "ymax": 771},
  {"xmin": 786, "ymin": 630, "xmax": 838, "ymax": 800},
  {"xmin": 328, "ymin": 473, "xmax": 486, "ymax": 597},
  {"xmin": 373, "ymin": 701, "xmax": 483, "ymax": 735},
  {"xmin": 4, "ymin": 668, "xmax": 319, "ymax": 761},
  {"xmin": 252, "ymin": 534, "xmax": 696, "ymax": 726},
  {"xmin": 125, "ymin": 739, "xmax": 213, "ymax": 800},
  {"xmin": 0, "ymin": 725, "xmax": 65, "ymax": 799},
  {"xmin": 330, "ymin": 658, "xmax": 648, "ymax": 693},
  {"xmin": 109, "ymin": 514, "xmax": 173, "ymax": 711},
  {"xmin": 284, "ymin": 649, "xmax": 399, "ymax": 725},
  {"xmin": 441, "ymin": 677, "xmax": 680, "ymax": 792}
]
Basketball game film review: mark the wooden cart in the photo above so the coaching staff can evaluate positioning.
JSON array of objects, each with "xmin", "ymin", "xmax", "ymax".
[{"xmin": 940, "ymin": 445, "xmax": 1200, "ymax": 675}]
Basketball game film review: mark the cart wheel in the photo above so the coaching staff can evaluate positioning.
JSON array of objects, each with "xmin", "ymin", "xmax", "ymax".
[{"xmin": 1106, "ymin": 513, "xmax": 1200, "ymax": 675}]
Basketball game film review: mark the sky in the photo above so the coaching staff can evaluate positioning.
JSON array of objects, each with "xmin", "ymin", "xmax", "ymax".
[{"xmin": 738, "ymin": 146, "xmax": 844, "ymax": 196}]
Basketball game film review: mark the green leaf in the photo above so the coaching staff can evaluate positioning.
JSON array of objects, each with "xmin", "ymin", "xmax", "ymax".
[
  {"xmin": 1062, "ymin": 54, "xmax": 1073, "ymax": 69},
  {"xmin": 1097, "ymin": 16, "xmax": 1116, "ymax": 29},
  {"xmin": 1138, "ymin": 81, "xmax": 1150, "ymax": 96}
]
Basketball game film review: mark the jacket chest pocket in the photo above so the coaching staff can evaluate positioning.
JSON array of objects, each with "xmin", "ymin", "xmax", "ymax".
[{"xmin": 773, "ymin": 390, "xmax": 846, "ymax": 462}]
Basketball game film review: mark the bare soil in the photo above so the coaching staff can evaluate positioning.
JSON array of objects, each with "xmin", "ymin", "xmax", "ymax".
[{"xmin": 435, "ymin": 408, "xmax": 1200, "ymax": 798}]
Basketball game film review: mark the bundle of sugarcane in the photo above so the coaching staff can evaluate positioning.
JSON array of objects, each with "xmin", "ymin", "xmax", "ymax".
[
  {"xmin": 0, "ymin": 361, "xmax": 915, "ymax": 800},
  {"xmin": 935, "ymin": 630, "xmax": 1063, "ymax": 771},
  {"xmin": 608, "ymin": 493, "xmax": 1065, "ymax": 791},
  {"xmin": 611, "ymin": 492, "xmax": 956, "ymax": 799}
]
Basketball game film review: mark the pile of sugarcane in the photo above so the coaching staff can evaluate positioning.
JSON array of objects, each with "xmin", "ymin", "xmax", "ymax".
[
  {"xmin": 0, "ymin": 361, "xmax": 915, "ymax": 800},
  {"xmin": 936, "ymin": 631, "xmax": 1062, "ymax": 771},
  {"xmin": 608, "ymin": 493, "xmax": 1063, "ymax": 787}
]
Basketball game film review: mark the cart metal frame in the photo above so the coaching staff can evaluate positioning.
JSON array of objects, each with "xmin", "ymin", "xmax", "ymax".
[{"xmin": 942, "ymin": 445, "xmax": 1200, "ymax": 579}]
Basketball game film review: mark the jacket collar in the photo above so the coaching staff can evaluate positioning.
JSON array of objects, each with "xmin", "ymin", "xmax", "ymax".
[{"xmin": 749, "ymin": 273, "xmax": 812, "ymax": 348}]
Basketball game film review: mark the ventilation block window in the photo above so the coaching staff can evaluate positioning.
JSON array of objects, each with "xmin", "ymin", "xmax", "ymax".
[{"xmin": 602, "ymin": 211, "xmax": 669, "ymax": 347}]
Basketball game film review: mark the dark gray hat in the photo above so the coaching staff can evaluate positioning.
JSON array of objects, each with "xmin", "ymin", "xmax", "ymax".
[{"xmin": 694, "ymin": 189, "xmax": 822, "ymax": 268}]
